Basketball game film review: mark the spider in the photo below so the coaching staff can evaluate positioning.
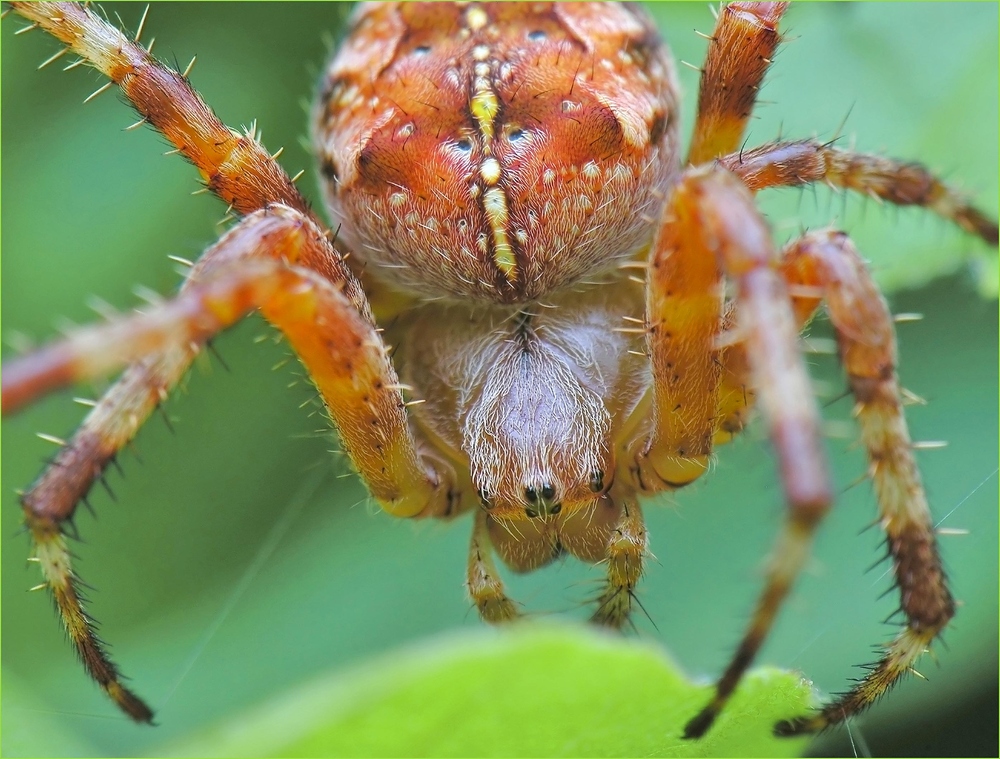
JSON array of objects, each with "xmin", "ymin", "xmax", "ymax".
[{"xmin": 2, "ymin": 0, "xmax": 997, "ymax": 748}]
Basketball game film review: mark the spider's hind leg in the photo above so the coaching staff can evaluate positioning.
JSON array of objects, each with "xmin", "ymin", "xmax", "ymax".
[{"xmin": 720, "ymin": 141, "xmax": 999, "ymax": 245}]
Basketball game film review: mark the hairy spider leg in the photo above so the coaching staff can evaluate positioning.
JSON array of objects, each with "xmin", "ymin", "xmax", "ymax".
[
  {"xmin": 3, "ymin": 209, "xmax": 340, "ymax": 721},
  {"xmin": 3, "ymin": 208, "xmax": 453, "ymax": 722},
  {"xmin": 683, "ymin": 135, "xmax": 999, "ymax": 735},
  {"xmin": 5, "ymin": 210, "xmax": 325, "ymax": 721},
  {"xmin": 6, "ymin": 2, "xmax": 379, "ymax": 318},
  {"xmin": 2, "ymin": 2, "xmax": 437, "ymax": 722},
  {"xmin": 670, "ymin": 167, "xmax": 832, "ymax": 740},
  {"xmin": 632, "ymin": 166, "xmax": 725, "ymax": 492},
  {"xmin": 590, "ymin": 501, "xmax": 649, "ymax": 629},
  {"xmin": 771, "ymin": 230, "xmax": 956, "ymax": 735},
  {"xmin": 467, "ymin": 509, "xmax": 521, "ymax": 623},
  {"xmin": 710, "ymin": 138, "xmax": 1000, "ymax": 446},
  {"xmin": 648, "ymin": 0, "xmax": 788, "ymax": 484},
  {"xmin": 720, "ymin": 140, "xmax": 1000, "ymax": 245},
  {"xmin": 11, "ymin": 2, "xmax": 311, "ymax": 220},
  {"xmin": 686, "ymin": 1, "xmax": 788, "ymax": 165},
  {"xmin": 701, "ymin": 226, "xmax": 962, "ymax": 737}
]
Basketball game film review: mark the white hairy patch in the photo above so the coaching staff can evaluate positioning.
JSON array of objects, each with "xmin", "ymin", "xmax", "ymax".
[{"xmin": 462, "ymin": 330, "xmax": 610, "ymax": 509}]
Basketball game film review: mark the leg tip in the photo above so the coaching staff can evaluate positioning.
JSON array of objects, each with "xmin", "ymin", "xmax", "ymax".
[
  {"xmin": 682, "ymin": 707, "xmax": 717, "ymax": 740},
  {"xmin": 773, "ymin": 715, "xmax": 817, "ymax": 737},
  {"xmin": 108, "ymin": 681, "xmax": 155, "ymax": 724}
]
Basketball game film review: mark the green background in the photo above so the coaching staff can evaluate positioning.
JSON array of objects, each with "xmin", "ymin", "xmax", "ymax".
[{"xmin": 2, "ymin": 3, "xmax": 997, "ymax": 756}]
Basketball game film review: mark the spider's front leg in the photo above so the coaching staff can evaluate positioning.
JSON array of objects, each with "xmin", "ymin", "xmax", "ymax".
[
  {"xmin": 2, "ymin": 207, "xmax": 452, "ymax": 721},
  {"xmin": 770, "ymin": 229, "xmax": 956, "ymax": 735},
  {"xmin": 4, "ymin": 2, "xmax": 456, "ymax": 721},
  {"xmin": 640, "ymin": 165, "xmax": 833, "ymax": 739},
  {"xmin": 686, "ymin": 1, "xmax": 788, "ymax": 165},
  {"xmin": 629, "ymin": 0, "xmax": 789, "ymax": 491},
  {"xmin": 9, "ymin": 1, "xmax": 308, "ymax": 218}
]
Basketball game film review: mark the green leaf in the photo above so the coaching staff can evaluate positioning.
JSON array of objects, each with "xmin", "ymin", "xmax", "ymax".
[
  {"xmin": 0, "ymin": 670, "xmax": 104, "ymax": 758},
  {"xmin": 158, "ymin": 625, "xmax": 814, "ymax": 758}
]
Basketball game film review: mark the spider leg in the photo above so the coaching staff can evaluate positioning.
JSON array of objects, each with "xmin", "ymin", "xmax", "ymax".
[
  {"xmin": 713, "ymin": 303, "xmax": 756, "ymax": 444},
  {"xmin": 770, "ymin": 229, "xmax": 955, "ymax": 735},
  {"xmin": 6, "ymin": 1, "xmax": 407, "ymax": 317},
  {"xmin": 467, "ymin": 510, "xmax": 520, "ymax": 623},
  {"xmin": 686, "ymin": 2, "xmax": 788, "ymax": 165},
  {"xmin": 660, "ymin": 166, "xmax": 832, "ymax": 739},
  {"xmin": 672, "ymin": 136, "xmax": 998, "ymax": 464},
  {"xmin": 590, "ymin": 501, "xmax": 648, "ymax": 630},
  {"xmin": 720, "ymin": 140, "xmax": 1000, "ymax": 245},
  {"xmin": 632, "ymin": 144, "xmax": 801, "ymax": 488},
  {"xmin": 9, "ymin": 2, "xmax": 311, "ymax": 220},
  {"xmin": 3, "ymin": 207, "xmax": 449, "ymax": 722},
  {"xmin": 630, "ymin": 178, "xmax": 725, "ymax": 491}
]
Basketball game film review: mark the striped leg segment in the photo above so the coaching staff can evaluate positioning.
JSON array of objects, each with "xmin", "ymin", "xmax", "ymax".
[
  {"xmin": 772, "ymin": 229, "xmax": 955, "ymax": 735},
  {"xmin": 672, "ymin": 167, "xmax": 832, "ymax": 739},
  {"xmin": 10, "ymin": 2, "xmax": 314, "ymax": 220},
  {"xmin": 590, "ymin": 502, "xmax": 648, "ymax": 629},
  {"xmin": 686, "ymin": 2, "xmax": 788, "ymax": 165},
  {"xmin": 720, "ymin": 140, "xmax": 999, "ymax": 245},
  {"xmin": 8, "ymin": 209, "xmax": 331, "ymax": 721},
  {"xmin": 5, "ymin": 208, "xmax": 444, "ymax": 721}
]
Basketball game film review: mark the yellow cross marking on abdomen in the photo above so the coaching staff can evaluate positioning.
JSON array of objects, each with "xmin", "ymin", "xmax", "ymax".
[{"xmin": 469, "ymin": 39, "xmax": 518, "ymax": 284}]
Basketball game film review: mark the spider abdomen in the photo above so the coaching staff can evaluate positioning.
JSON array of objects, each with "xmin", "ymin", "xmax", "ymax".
[{"xmin": 313, "ymin": 2, "xmax": 681, "ymax": 303}]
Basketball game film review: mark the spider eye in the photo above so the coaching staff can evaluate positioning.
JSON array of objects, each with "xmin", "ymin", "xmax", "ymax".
[
  {"xmin": 413, "ymin": 44, "xmax": 431, "ymax": 55},
  {"xmin": 589, "ymin": 470, "xmax": 604, "ymax": 492},
  {"xmin": 507, "ymin": 127, "xmax": 525, "ymax": 143},
  {"xmin": 455, "ymin": 138, "xmax": 473, "ymax": 153},
  {"xmin": 527, "ymin": 30, "xmax": 546, "ymax": 41},
  {"xmin": 524, "ymin": 483, "xmax": 560, "ymax": 516},
  {"xmin": 477, "ymin": 488, "xmax": 493, "ymax": 510}
]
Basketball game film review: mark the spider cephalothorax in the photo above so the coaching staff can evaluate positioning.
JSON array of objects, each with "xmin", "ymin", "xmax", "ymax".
[{"xmin": 2, "ymin": 0, "xmax": 997, "ymax": 742}]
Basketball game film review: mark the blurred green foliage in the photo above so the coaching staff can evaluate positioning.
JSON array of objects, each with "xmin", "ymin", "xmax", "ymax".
[
  {"xmin": 158, "ymin": 627, "xmax": 813, "ymax": 758},
  {"xmin": 2, "ymin": 3, "xmax": 997, "ymax": 757}
]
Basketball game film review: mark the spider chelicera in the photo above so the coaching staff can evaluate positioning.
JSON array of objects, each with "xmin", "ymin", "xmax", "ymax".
[{"xmin": 2, "ymin": 1, "xmax": 997, "ymax": 747}]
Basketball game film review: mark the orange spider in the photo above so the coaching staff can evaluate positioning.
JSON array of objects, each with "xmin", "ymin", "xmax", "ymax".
[{"xmin": 2, "ymin": 0, "xmax": 997, "ymax": 741}]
